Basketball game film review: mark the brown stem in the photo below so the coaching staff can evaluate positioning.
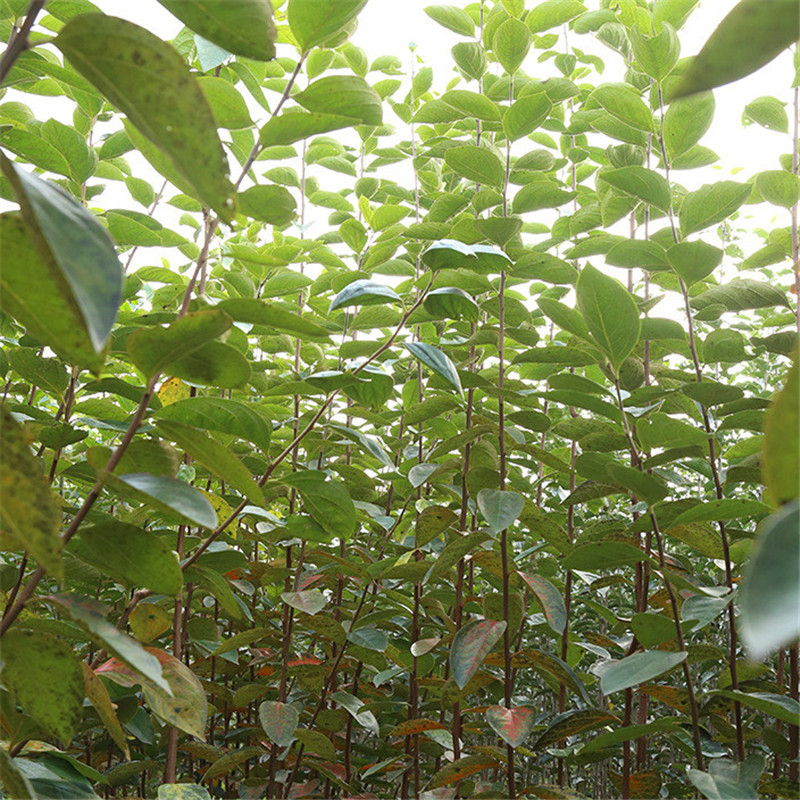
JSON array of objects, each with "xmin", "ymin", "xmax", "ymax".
[{"xmin": 0, "ymin": 0, "xmax": 45, "ymax": 83}]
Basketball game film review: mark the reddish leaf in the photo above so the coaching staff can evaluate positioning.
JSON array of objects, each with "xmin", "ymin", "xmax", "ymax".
[
  {"xmin": 518, "ymin": 571, "xmax": 567, "ymax": 634},
  {"xmin": 258, "ymin": 700, "xmax": 299, "ymax": 747},
  {"xmin": 449, "ymin": 619, "xmax": 507, "ymax": 689},
  {"xmin": 427, "ymin": 753, "xmax": 501, "ymax": 790},
  {"xmin": 486, "ymin": 705, "xmax": 536, "ymax": 748},
  {"xmin": 609, "ymin": 769, "xmax": 662, "ymax": 799}
]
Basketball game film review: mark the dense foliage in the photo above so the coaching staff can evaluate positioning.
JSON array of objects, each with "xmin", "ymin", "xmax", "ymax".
[{"xmin": 0, "ymin": 0, "xmax": 798, "ymax": 798}]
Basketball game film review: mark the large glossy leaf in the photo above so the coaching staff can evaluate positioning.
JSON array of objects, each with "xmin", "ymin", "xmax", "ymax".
[
  {"xmin": 156, "ymin": 0, "xmax": 277, "ymax": 61},
  {"xmin": 68, "ymin": 522, "xmax": 183, "ymax": 596},
  {"xmin": 259, "ymin": 110, "xmax": 362, "ymax": 147},
  {"xmin": 601, "ymin": 167, "xmax": 671, "ymax": 212},
  {"xmin": 687, "ymin": 753, "xmax": 766, "ymax": 800},
  {"xmin": 282, "ymin": 471, "xmax": 356, "ymax": 539},
  {"xmin": 0, "ymin": 157, "xmax": 122, "ymax": 368},
  {"xmin": 708, "ymin": 690, "xmax": 800, "ymax": 727},
  {"xmin": 55, "ymin": 15, "xmax": 235, "ymax": 221},
  {"xmin": 679, "ymin": 181, "xmax": 751, "ymax": 235},
  {"xmin": 423, "ymin": 287, "xmax": 480, "ymax": 321},
  {"xmin": 238, "ymin": 185, "xmax": 296, "ymax": 225},
  {"xmin": 477, "ymin": 488, "xmax": 524, "ymax": 534},
  {"xmin": 218, "ymin": 298, "xmax": 330, "ymax": 341},
  {"xmin": 287, "ymin": 0, "xmax": 368, "ymax": 51},
  {"xmin": 526, "ymin": 0, "xmax": 586, "ymax": 33},
  {"xmin": 259, "ymin": 701, "xmax": 299, "ymax": 747},
  {"xmin": 295, "ymin": 76, "xmax": 382, "ymax": 125},
  {"xmin": 424, "ymin": 5, "xmax": 475, "ymax": 36},
  {"xmin": 663, "ymin": 92, "xmax": 715, "ymax": 158},
  {"xmin": 600, "ymin": 651, "xmax": 687, "ymax": 695},
  {"xmin": 405, "ymin": 341, "xmax": 464, "ymax": 397},
  {"xmin": 575, "ymin": 264, "xmax": 641, "ymax": 369},
  {"xmin": 486, "ymin": 705, "xmax": 535, "ymax": 748},
  {"xmin": 667, "ymin": 240, "xmax": 723, "ymax": 285},
  {"xmin": 0, "ymin": 408, "xmax": 63, "ymax": 578},
  {"xmin": 154, "ymin": 396, "xmax": 272, "ymax": 452},
  {"xmin": 329, "ymin": 279, "xmax": 401, "ymax": 312},
  {"xmin": 563, "ymin": 542, "xmax": 647, "ymax": 571},
  {"xmin": 156, "ymin": 420, "xmax": 264, "ymax": 506},
  {"xmin": 669, "ymin": 498, "xmax": 771, "ymax": 527},
  {"xmin": 116, "ymin": 473, "xmax": 218, "ymax": 529},
  {"xmin": 445, "ymin": 145, "xmax": 505, "ymax": 187},
  {"xmin": 1, "ymin": 631, "xmax": 83, "ymax": 744},
  {"xmin": 518, "ymin": 571, "xmax": 566, "ymax": 634},
  {"xmin": 126, "ymin": 310, "xmax": 232, "ymax": 379},
  {"xmin": 158, "ymin": 785, "xmax": 212, "ymax": 800},
  {"xmin": 756, "ymin": 170, "xmax": 800, "ymax": 209},
  {"xmin": 606, "ymin": 463, "xmax": 669, "ymax": 507},
  {"xmin": 98, "ymin": 647, "xmax": 208, "ymax": 739},
  {"xmin": 450, "ymin": 618, "xmax": 507, "ymax": 689},
  {"xmin": 591, "ymin": 84, "xmax": 653, "ymax": 132},
  {"xmin": 493, "ymin": 18, "xmax": 531, "ymax": 74},
  {"xmin": 45, "ymin": 594, "xmax": 170, "ymax": 693},
  {"xmin": 761, "ymin": 358, "xmax": 799, "ymax": 505},
  {"xmin": 740, "ymin": 501, "xmax": 800, "ymax": 659},
  {"xmin": 534, "ymin": 708, "xmax": 620, "ymax": 750},
  {"xmin": 672, "ymin": 0, "xmax": 800, "ymax": 98}
]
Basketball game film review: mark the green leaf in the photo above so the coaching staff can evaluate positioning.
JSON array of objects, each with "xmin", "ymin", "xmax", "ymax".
[
  {"xmin": 477, "ymin": 488, "xmax": 524, "ymax": 534},
  {"xmin": 197, "ymin": 76, "xmax": 252, "ymax": 129},
  {"xmin": 116, "ymin": 473, "xmax": 218, "ymax": 529},
  {"xmin": 591, "ymin": 84, "xmax": 653, "ymax": 132},
  {"xmin": 518, "ymin": 571, "xmax": 566, "ymax": 634},
  {"xmin": 740, "ymin": 501, "xmax": 800, "ymax": 659},
  {"xmin": 425, "ymin": 532, "xmax": 492, "ymax": 583},
  {"xmin": 630, "ymin": 22, "xmax": 679, "ymax": 81},
  {"xmin": 423, "ymin": 287, "xmax": 480, "ymax": 321},
  {"xmin": 687, "ymin": 754, "xmax": 766, "ymax": 800},
  {"xmin": 606, "ymin": 239, "xmax": 670, "ymax": 271},
  {"xmin": 0, "ymin": 156, "xmax": 122, "ymax": 365},
  {"xmin": 671, "ymin": 0, "xmax": 800, "ymax": 98},
  {"xmin": 679, "ymin": 181, "xmax": 751, "ymax": 235},
  {"xmin": 452, "ymin": 41, "xmax": 487, "ymax": 80},
  {"xmin": 165, "ymin": 341, "xmax": 252, "ymax": 389},
  {"xmin": 600, "ymin": 651, "xmax": 687, "ymax": 695},
  {"xmin": 708, "ymin": 690, "xmax": 800, "ymax": 727},
  {"xmin": 282, "ymin": 471, "xmax": 357, "ymax": 539},
  {"xmin": 156, "ymin": 420, "xmax": 264, "ymax": 506},
  {"xmin": 424, "ymin": 5, "xmax": 475, "ymax": 36},
  {"xmin": 445, "ymin": 145, "xmax": 505, "ymax": 187},
  {"xmin": 281, "ymin": 590, "xmax": 327, "ymax": 616},
  {"xmin": 45, "ymin": 593, "xmax": 170, "ymax": 693},
  {"xmin": 287, "ymin": 0, "xmax": 367, "ymax": 51},
  {"xmin": 295, "ymin": 76, "xmax": 382, "ymax": 125},
  {"xmin": 329, "ymin": 279, "xmax": 401, "ymax": 313},
  {"xmin": 663, "ymin": 92, "xmax": 715, "ymax": 158},
  {"xmin": 440, "ymin": 90, "xmax": 502, "ymax": 122},
  {"xmin": 238, "ymin": 184, "xmax": 297, "ymax": 224},
  {"xmin": 98, "ymin": 647, "xmax": 208, "ymax": 739},
  {"xmin": 513, "ymin": 180, "xmax": 576, "ymax": 213},
  {"xmin": 601, "ymin": 167, "xmax": 671, "ymax": 212},
  {"xmin": 744, "ymin": 95, "xmax": 789, "ymax": 132},
  {"xmin": 526, "ymin": 0, "xmax": 586, "ymax": 33},
  {"xmin": 416, "ymin": 506, "xmax": 458, "ymax": 547},
  {"xmin": 55, "ymin": 15, "xmax": 235, "ymax": 221},
  {"xmin": 0, "ymin": 749, "xmax": 35, "ymax": 800},
  {"xmin": 126, "ymin": 310, "xmax": 232, "ymax": 378},
  {"xmin": 534, "ymin": 708, "xmax": 619, "ymax": 750},
  {"xmin": 503, "ymin": 94, "xmax": 552, "ymax": 140},
  {"xmin": 762, "ymin": 358, "xmax": 799, "ymax": 505},
  {"xmin": 690, "ymin": 279, "xmax": 790, "ymax": 313},
  {"xmin": 486, "ymin": 705, "xmax": 535, "ymax": 748},
  {"xmin": 0, "ymin": 408, "xmax": 63, "ymax": 578},
  {"xmin": 667, "ymin": 240, "xmax": 723, "ymax": 285},
  {"xmin": 450, "ymin": 619, "xmax": 507, "ymax": 689},
  {"xmin": 69, "ymin": 522, "xmax": 183, "ymax": 596},
  {"xmin": 217, "ymin": 298, "xmax": 329, "ymax": 341},
  {"xmin": 405, "ymin": 341, "xmax": 464, "ymax": 397},
  {"xmin": 493, "ymin": 18, "xmax": 532, "ymax": 74},
  {"xmin": 159, "ymin": 784, "xmax": 211, "ymax": 800},
  {"xmin": 259, "ymin": 110, "xmax": 361, "ymax": 147},
  {"xmin": 155, "ymin": 396, "xmax": 271, "ymax": 452},
  {"xmin": 669, "ymin": 498, "xmax": 771, "ymax": 527},
  {"xmin": 563, "ymin": 542, "xmax": 646, "ymax": 571},
  {"xmin": 605, "ymin": 463, "xmax": 669, "ymax": 507},
  {"xmin": 1, "ymin": 631, "xmax": 83, "ymax": 744},
  {"xmin": 331, "ymin": 691, "xmax": 379, "ymax": 735},
  {"xmin": 756, "ymin": 170, "xmax": 800, "ymax": 208},
  {"xmin": 201, "ymin": 748, "xmax": 263, "ymax": 782},
  {"xmin": 576, "ymin": 264, "xmax": 641, "ymax": 369},
  {"xmin": 156, "ymin": 0, "xmax": 276, "ymax": 61}
]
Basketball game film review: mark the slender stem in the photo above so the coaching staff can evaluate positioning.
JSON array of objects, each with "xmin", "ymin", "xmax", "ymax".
[{"xmin": 0, "ymin": 0, "xmax": 45, "ymax": 83}]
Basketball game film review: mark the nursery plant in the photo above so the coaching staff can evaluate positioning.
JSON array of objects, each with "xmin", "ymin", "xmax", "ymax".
[{"xmin": 0, "ymin": 0, "xmax": 798, "ymax": 798}]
